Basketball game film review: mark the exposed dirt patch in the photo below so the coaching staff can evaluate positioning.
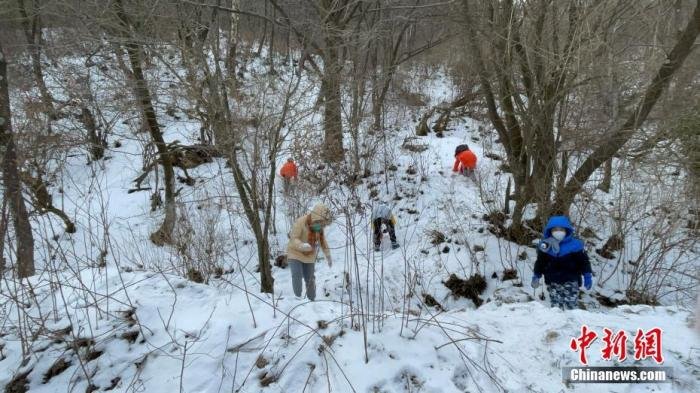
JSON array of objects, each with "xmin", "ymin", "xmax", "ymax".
[
  {"xmin": 274, "ymin": 254, "xmax": 288, "ymax": 269},
  {"xmin": 50, "ymin": 326, "xmax": 72, "ymax": 340},
  {"xmin": 121, "ymin": 309, "xmax": 137, "ymax": 326},
  {"xmin": 43, "ymin": 358, "xmax": 71, "ymax": 383},
  {"xmin": 120, "ymin": 330, "xmax": 139, "ymax": 344},
  {"xmin": 401, "ymin": 137, "xmax": 428, "ymax": 152},
  {"xmin": 444, "ymin": 274, "xmax": 487, "ymax": 307},
  {"xmin": 626, "ymin": 289, "xmax": 659, "ymax": 306},
  {"xmin": 170, "ymin": 144, "xmax": 222, "ymax": 170},
  {"xmin": 5, "ymin": 369, "xmax": 31, "ymax": 393},
  {"xmin": 502, "ymin": 269, "xmax": 518, "ymax": 281},
  {"xmin": 104, "ymin": 377, "xmax": 121, "ymax": 391},
  {"xmin": 85, "ymin": 349, "xmax": 103, "ymax": 362},
  {"xmin": 596, "ymin": 234, "xmax": 625, "ymax": 259},
  {"xmin": 72, "ymin": 338, "xmax": 94, "ymax": 349},
  {"xmin": 427, "ymin": 230, "xmax": 446, "ymax": 245},
  {"xmin": 255, "ymin": 355, "xmax": 268, "ymax": 369},
  {"xmin": 544, "ymin": 330, "xmax": 560, "ymax": 343},
  {"xmin": 483, "ymin": 152, "xmax": 502, "ymax": 161},
  {"xmin": 579, "ymin": 227, "xmax": 600, "ymax": 240},
  {"xmin": 395, "ymin": 369, "xmax": 425, "ymax": 392},
  {"xmin": 596, "ymin": 292, "xmax": 629, "ymax": 308},
  {"xmin": 422, "ymin": 294, "xmax": 444, "ymax": 311},
  {"xmin": 186, "ymin": 268, "xmax": 204, "ymax": 283},
  {"xmin": 259, "ymin": 371, "xmax": 277, "ymax": 387}
]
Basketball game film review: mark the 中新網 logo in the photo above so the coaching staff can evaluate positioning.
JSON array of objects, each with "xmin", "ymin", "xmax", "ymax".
[{"xmin": 569, "ymin": 325, "xmax": 664, "ymax": 365}]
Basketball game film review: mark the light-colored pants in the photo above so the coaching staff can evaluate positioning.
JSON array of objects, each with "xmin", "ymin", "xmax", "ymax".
[{"xmin": 289, "ymin": 259, "xmax": 316, "ymax": 300}]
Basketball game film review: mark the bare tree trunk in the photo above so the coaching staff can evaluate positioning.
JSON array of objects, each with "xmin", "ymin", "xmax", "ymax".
[
  {"xmin": 321, "ymin": 0, "xmax": 345, "ymax": 162},
  {"xmin": 504, "ymin": 178, "xmax": 511, "ymax": 215},
  {"xmin": 462, "ymin": 0, "xmax": 530, "ymax": 228},
  {"xmin": 17, "ymin": 0, "xmax": 55, "ymax": 120},
  {"xmin": 227, "ymin": 0, "xmax": 240, "ymax": 78},
  {"xmin": 284, "ymin": 11, "xmax": 291, "ymax": 64},
  {"xmin": 371, "ymin": 40, "xmax": 381, "ymax": 132},
  {"xmin": 597, "ymin": 158, "xmax": 613, "ymax": 193},
  {"xmin": 268, "ymin": 4, "xmax": 276, "ymax": 73},
  {"xmin": 0, "ymin": 197, "xmax": 8, "ymax": 276},
  {"xmin": 372, "ymin": 12, "xmax": 413, "ymax": 133},
  {"xmin": 0, "ymin": 42, "xmax": 35, "ymax": 278},
  {"xmin": 80, "ymin": 106, "xmax": 106, "ymax": 161},
  {"xmin": 349, "ymin": 51, "xmax": 364, "ymax": 173},
  {"xmin": 555, "ymin": 151, "xmax": 569, "ymax": 196},
  {"xmin": 597, "ymin": 25, "xmax": 619, "ymax": 195},
  {"xmin": 200, "ymin": 29, "xmax": 277, "ymax": 293},
  {"xmin": 256, "ymin": 0, "xmax": 268, "ymax": 57},
  {"xmin": 321, "ymin": 41, "xmax": 344, "ymax": 162},
  {"xmin": 114, "ymin": 0, "xmax": 177, "ymax": 246}
]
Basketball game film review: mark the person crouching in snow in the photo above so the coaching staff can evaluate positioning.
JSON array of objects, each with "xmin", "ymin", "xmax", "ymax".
[
  {"xmin": 453, "ymin": 144, "xmax": 477, "ymax": 180},
  {"xmin": 372, "ymin": 202, "xmax": 399, "ymax": 251},
  {"xmin": 531, "ymin": 215, "xmax": 592, "ymax": 310},
  {"xmin": 286, "ymin": 203, "xmax": 333, "ymax": 301}
]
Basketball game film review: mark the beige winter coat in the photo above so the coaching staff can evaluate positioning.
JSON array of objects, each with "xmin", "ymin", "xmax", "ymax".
[{"xmin": 286, "ymin": 203, "xmax": 332, "ymax": 263}]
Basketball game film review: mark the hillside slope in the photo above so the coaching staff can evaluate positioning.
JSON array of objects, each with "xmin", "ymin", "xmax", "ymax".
[{"xmin": 1, "ymin": 63, "xmax": 698, "ymax": 393}]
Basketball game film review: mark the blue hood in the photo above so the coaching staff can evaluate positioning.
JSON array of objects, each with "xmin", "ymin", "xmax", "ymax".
[
  {"xmin": 543, "ymin": 216, "xmax": 574, "ymax": 239},
  {"xmin": 539, "ymin": 216, "xmax": 583, "ymax": 256}
]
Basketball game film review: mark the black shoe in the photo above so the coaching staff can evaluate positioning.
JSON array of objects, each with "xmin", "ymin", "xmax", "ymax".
[
  {"xmin": 391, "ymin": 243, "xmax": 400, "ymax": 249},
  {"xmin": 374, "ymin": 245, "xmax": 380, "ymax": 252}
]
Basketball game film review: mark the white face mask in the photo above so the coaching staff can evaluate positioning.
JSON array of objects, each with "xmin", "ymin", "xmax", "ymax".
[{"xmin": 552, "ymin": 230, "xmax": 567, "ymax": 241}]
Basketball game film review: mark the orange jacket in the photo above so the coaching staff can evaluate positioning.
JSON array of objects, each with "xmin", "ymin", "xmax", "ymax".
[
  {"xmin": 280, "ymin": 161, "xmax": 298, "ymax": 179},
  {"xmin": 453, "ymin": 150, "xmax": 477, "ymax": 171}
]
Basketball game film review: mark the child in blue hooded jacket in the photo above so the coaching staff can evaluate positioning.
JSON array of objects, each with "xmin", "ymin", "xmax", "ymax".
[{"xmin": 532, "ymin": 215, "xmax": 593, "ymax": 310}]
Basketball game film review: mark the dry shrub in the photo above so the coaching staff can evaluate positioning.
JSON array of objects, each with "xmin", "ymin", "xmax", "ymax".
[
  {"xmin": 427, "ymin": 229, "xmax": 446, "ymax": 245},
  {"xmin": 502, "ymin": 269, "xmax": 518, "ymax": 281}
]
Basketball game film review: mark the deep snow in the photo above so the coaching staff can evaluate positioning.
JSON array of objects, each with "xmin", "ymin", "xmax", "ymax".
[{"xmin": 0, "ymin": 52, "xmax": 698, "ymax": 393}]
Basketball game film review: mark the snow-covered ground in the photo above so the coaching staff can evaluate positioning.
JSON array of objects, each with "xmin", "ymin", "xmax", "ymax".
[
  {"xmin": 1, "ymin": 267, "xmax": 697, "ymax": 392},
  {"xmin": 1, "ymin": 49, "xmax": 698, "ymax": 393}
]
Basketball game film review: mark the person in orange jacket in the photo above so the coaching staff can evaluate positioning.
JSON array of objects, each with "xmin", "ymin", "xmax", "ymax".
[
  {"xmin": 280, "ymin": 158, "xmax": 298, "ymax": 194},
  {"xmin": 453, "ymin": 144, "xmax": 477, "ymax": 180}
]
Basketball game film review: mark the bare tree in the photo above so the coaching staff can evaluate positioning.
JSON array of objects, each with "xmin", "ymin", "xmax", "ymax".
[
  {"xmin": 112, "ymin": 0, "xmax": 178, "ymax": 246},
  {"xmin": 16, "ymin": 0, "xmax": 55, "ymax": 120},
  {"xmin": 266, "ymin": 0, "xmax": 358, "ymax": 162},
  {"xmin": 0, "ymin": 40, "xmax": 35, "ymax": 278},
  {"xmin": 317, "ymin": 0, "xmax": 352, "ymax": 162},
  {"xmin": 169, "ymin": 1, "xmax": 308, "ymax": 293},
  {"xmin": 552, "ymin": 0, "xmax": 700, "ymax": 214},
  {"xmin": 461, "ymin": 0, "xmax": 700, "ymax": 238}
]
